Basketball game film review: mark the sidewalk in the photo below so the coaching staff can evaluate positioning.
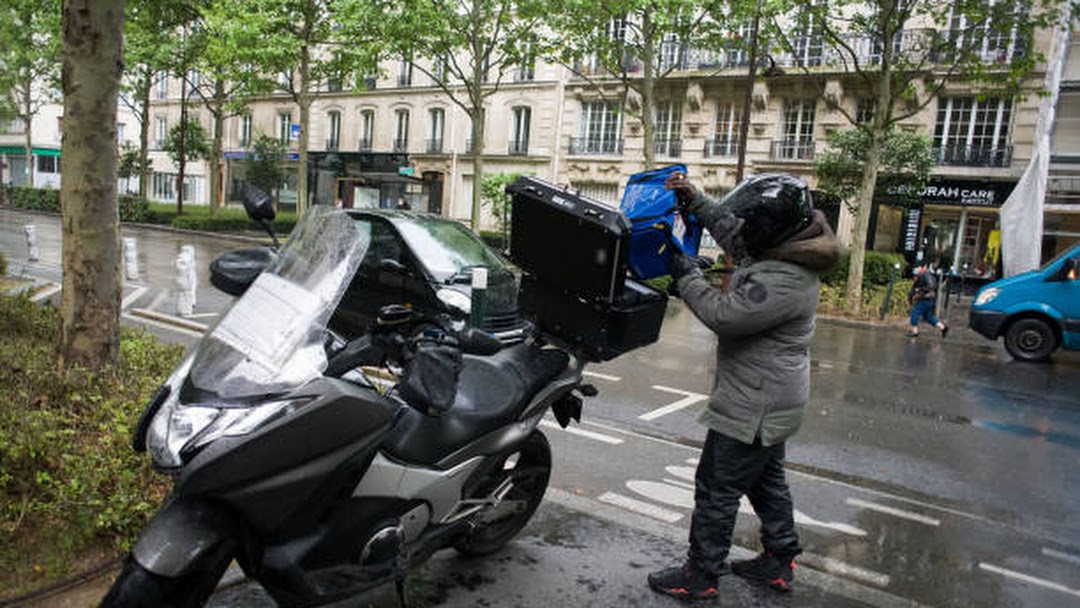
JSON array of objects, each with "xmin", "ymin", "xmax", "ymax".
[{"xmin": 207, "ymin": 490, "xmax": 912, "ymax": 608}]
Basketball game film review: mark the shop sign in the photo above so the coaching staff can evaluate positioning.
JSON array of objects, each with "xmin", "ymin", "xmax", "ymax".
[
  {"xmin": 902, "ymin": 205, "xmax": 923, "ymax": 253},
  {"xmin": 885, "ymin": 179, "xmax": 1015, "ymax": 208}
]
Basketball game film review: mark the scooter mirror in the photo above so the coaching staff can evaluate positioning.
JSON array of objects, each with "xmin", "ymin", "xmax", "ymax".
[{"xmin": 241, "ymin": 183, "xmax": 276, "ymax": 222}]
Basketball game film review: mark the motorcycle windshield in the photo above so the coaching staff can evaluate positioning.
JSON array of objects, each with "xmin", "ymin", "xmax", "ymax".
[{"xmin": 187, "ymin": 206, "xmax": 370, "ymax": 399}]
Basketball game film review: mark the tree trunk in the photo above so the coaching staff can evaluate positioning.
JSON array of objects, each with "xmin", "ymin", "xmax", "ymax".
[
  {"xmin": 138, "ymin": 70, "xmax": 150, "ymax": 197},
  {"xmin": 297, "ymin": 44, "xmax": 311, "ymax": 215},
  {"xmin": 639, "ymin": 11, "xmax": 656, "ymax": 170},
  {"xmin": 58, "ymin": 0, "xmax": 124, "ymax": 371},
  {"xmin": 844, "ymin": 133, "xmax": 882, "ymax": 315},
  {"xmin": 22, "ymin": 85, "xmax": 34, "ymax": 186},
  {"xmin": 176, "ymin": 69, "xmax": 187, "ymax": 215},
  {"xmin": 470, "ymin": 106, "xmax": 485, "ymax": 230},
  {"xmin": 210, "ymin": 79, "xmax": 225, "ymax": 216}
]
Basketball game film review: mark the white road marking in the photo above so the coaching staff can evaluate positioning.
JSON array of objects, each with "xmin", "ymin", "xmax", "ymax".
[
  {"xmin": 122, "ymin": 312, "xmax": 205, "ymax": 339},
  {"xmin": 639, "ymin": 385, "xmax": 708, "ymax": 421},
  {"xmin": 663, "ymin": 478, "xmax": 695, "ymax": 491},
  {"xmin": 30, "ymin": 284, "xmax": 61, "ymax": 302},
  {"xmin": 978, "ymin": 562, "xmax": 1080, "ymax": 597},
  {"xmin": 799, "ymin": 554, "xmax": 891, "ymax": 588},
  {"xmin": 794, "ymin": 507, "xmax": 867, "ymax": 537},
  {"xmin": 121, "ymin": 286, "xmax": 148, "ymax": 309},
  {"xmin": 597, "ymin": 491, "xmax": 684, "ymax": 523},
  {"xmin": 540, "ymin": 420, "xmax": 623, "ymax": 444},
  {"xmin": 845, "ymin": 497, "xmax": 941, "ymax": 527},
  {"xmin": 184, "ymin": 312, "xmax": 220, "ymax": 319},
  {"xmin": 583, "ymin": 370, "xmax": 621, "ymax": 382},
  {"xmin": 816, "ymin": 359, "xmax": 835, "ymax": 369},
  {"xmin": 1043, "ymin": 547, "xmax": 1080, "ymax": 566},
  {"xmin": 627, "ymin": 480, "xmax": 694, "ymax": 509},
  {"xmin": 665, "ymin": 465, "xmax": 695, "ymax": 482}
]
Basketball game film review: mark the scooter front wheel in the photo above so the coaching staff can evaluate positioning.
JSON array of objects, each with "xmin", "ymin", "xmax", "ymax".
[
  {"xmin": 453, "ymin": 430, "xmax": 551, "ymax": 556},
  {"xmin": 100, "ymin": 551, "xmax": 233, "ymax": 608}
]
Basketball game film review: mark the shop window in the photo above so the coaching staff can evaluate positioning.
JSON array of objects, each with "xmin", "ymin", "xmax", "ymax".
[{"xmin": 37, "ymin": 155, "xmax": 58, "ymax": 174}]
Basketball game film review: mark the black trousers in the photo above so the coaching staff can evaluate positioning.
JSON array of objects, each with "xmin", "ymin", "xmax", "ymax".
[{"xmin": 687, "ymin": 430, "xmax": 802, "ymax": 574}]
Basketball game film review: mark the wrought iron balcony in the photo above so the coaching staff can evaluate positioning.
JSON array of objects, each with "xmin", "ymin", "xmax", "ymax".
[
  {"xmin": 426, "ymin": 138, "xmax": 444, "ymax": 153},
  {"xmin": 655, "ymin": 138, "xmax": 682, "ymax": 158},
  {"xmin": 569, "ymin": 137, "xmax": 624, "ymax": 156},
  {"xmin": 770, "ymin": 139, "xmax": 815, "ymax": 161},
  {"xmin": 392, "ymin": 138, "xmax": 409, "ymax": 153},
  {"xmin": 358, "ymin": 138, "xmax": 373, "ymax": 152},
  {"xmin": 704, "ymin": 136, "xmax": 740, "ymax": 158},
  {"xmin": 934, "ymin": 144, "xmax": 1013, "ymax": 168},
  {"xmin": 508, "ymin": 139, "xmax": 529, "ymax": 155}
]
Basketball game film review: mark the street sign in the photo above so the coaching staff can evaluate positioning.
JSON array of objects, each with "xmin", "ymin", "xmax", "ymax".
[
  {"xmin": 290, "ymin": 123, "xmax": 300, "ymax": 141},
  {"xmin": 398, "ymin": 166, "xmax": 415, "ymax": 176}
]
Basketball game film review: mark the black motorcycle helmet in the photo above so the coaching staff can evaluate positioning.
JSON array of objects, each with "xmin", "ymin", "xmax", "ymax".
[{"xmin": 718, "ymin": 173, "xmax": 815, "ymax": 255}]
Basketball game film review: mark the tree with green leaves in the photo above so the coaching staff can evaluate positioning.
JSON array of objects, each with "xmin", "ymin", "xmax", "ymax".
[
  {"xmin": 164, "ymin": 118, "xmax": 211, "ymax": 168},
  {"xmin": 0, "ymin": 0, "xmax": 61, "ymax": 187},
  {"xmin": 122, "ymin": 0, "xmax": 199, "ymax": 198},
  {"xmin": 766, "ymin": 0, "xmax": 1071, "ymax": 313},
  {"xmin": 380, "ymin": 0, "xmax": 545, "ymax": 230},
  {"xmin": 481, "ymin": 171, "xmax": 524, "ymax": 243},
  {"xmin": 209, "ymin": 0, "xmax": 383, "ymax": 216},
  {"xmin": 58, "ymin": 0, "xmax": 125, "ymax": 371},
  {"xmin": 546, "ymin": 0, "xmax": 732, "ymax": 169},
  {"xmin": 816, "ymin": 128, "xmax": 933, "ymax": 207},
  {"xmin": 244, "ymin": 133, "xmax": 288, "ymax": 203}
]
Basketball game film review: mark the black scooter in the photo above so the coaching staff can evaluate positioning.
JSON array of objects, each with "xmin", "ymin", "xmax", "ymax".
[{"xmin": 101, "ymin": 203, "xmax": 588, "ymax": 607}]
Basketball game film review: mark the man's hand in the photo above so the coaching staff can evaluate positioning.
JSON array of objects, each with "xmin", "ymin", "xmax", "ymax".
[
  {"xmin": 664, "ymin": 171, "xmax": 697, "ymax": 209},
  {"xmin": 669, "ymin": 250, "xmax": 701, "ymax": 281}
]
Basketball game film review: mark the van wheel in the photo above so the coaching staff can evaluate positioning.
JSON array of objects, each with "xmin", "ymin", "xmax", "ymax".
[{"xmin": 1004, "ymin": 318, "xmax": 1057, "ymax": 362}]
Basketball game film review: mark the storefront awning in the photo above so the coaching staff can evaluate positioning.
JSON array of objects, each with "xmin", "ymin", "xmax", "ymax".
[{"xmin": 0, "ymin": 146, "xmax": 61, "ymax": 157}]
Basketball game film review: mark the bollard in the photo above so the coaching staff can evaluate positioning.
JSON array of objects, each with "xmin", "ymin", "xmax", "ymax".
[
  {"xmin": 175, "ymin": 246, "xmax": 197, "ymax": 316},
  {"xmin": 181, "ymin": 245, "xmax": 197, "ymax": 308},
  {"xmin": 123, "ymin": 237, "xmax": 139, "ymax": 280},
  {"xmin": 24, "ymin": 225, "xmax": 39, "ymax": 262},
  {"xmin": 469, "ymin": 267, "xmax": 488, "ymax": 329},
  {"xmin": 880, "ymin": 262, "xmax": 901, "ymax": 321}
]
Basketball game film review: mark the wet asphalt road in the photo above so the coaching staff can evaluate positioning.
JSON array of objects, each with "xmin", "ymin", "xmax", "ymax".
[{"xmin": 3, "ymin": 208, "xmax": 1078, "ymax": 607}]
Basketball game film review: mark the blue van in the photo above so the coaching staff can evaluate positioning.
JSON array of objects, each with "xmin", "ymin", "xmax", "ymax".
[{"xmin": 969, "ymin": 242, "xmax": 1080, "ymax": 361}]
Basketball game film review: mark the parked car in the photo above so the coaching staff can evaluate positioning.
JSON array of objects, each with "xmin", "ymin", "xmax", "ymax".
[
  {"xmin": 969, "ymin": 242, "xmax": 1080, "ymax": 361},
  {"xmin": 210, "ymin": 206, "xmax": 527, "ymax": 343}
]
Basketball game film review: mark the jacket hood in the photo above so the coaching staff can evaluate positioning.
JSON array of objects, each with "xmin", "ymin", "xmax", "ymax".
[{"xmin": 767, "ymin": 210, "xmax": 842, "ymax": 273}]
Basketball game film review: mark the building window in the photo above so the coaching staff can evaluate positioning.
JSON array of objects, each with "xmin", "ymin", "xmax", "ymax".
[
  {"xmin": 327, "ymin": 76, "xmax": 342, "ymax": 93},
  {"xmin": 360, "ymin": 110, "xmax": 374, "ymax": 151},
  {"xmin": 655, "ymin": 101, "xmax": 682, "ymax": 157},
  {"xmin": 37, "ymin": 155, "xmax": 58, "ymax": 174},
  {"xmin": 774, "ymin": 100, "xmax": 816, "ymax": 160},
  {"xmin": 659, "ymin": 33, "xmax": 683, "ymax": 71},
  {"xmin": 278, "ymin": 71, "xmax": 292, "ymax": 92},
  {"xmin": 428, "ymin": 108, "xmax": 445, "ymax": 153},
  {"xmin": 946, "ymin": 2, "xmax": 1024, "ymax": 63},
  {"xmin": 792, "ymin": 0, "xmax": 825, "ymax": 67},
  {"xmin": 327, "ymin": 110, "xmax": 341, "ymax": 150},
  {"xmin": 186, "ymin": 69, "xmax": 200, "ymax": 97},
  {"xmin": 706, "ymin": 103, "xmax": 742, "ymax": 158},
  {"xmin": 510, "ymin": 106, "xmax": 531, "ymax": 155},
  {"xmin": 278, "ymin": 112, "xmax": 292, "ymax": 144},
  {"xmin": 394, "ymin": 109, "xmax": 410, "ymax": 152},
  {"xmin": 398, "ymin": 58, "xmax": 412, "ymax": 87},
  {"xmin": 572, "ymin": 101, "xmax": 623, "ymax": 155},
  {"xmin": 432, "ymin": 55, "xmax": 449, "ymax": 83},
  {"xmin": 933, "ymin": 96, "xmax": 1013, "ymax": 167},
  {"xmin": 239, "ymin": 114, "xmax": 252, "ymax": 148},
  {"xmin": 117, "ymin": 122, "xmax": 126, "ymax": 143},
  {"xmin": 155, "ymin": 116, "xmax": 167, "ymax": 149},
  {"xmin": 515, "ymin": 43, "xmax": 536, "ymax": 81},
  {"xmin": 570, "ymin": 182, "xmax": 619, "ymax": 203},
  {"xmin": 156, "ymin": 70, "xmax": 168, "ymax": 99}
]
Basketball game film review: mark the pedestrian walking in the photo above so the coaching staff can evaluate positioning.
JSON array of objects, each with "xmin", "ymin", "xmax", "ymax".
[
  {"xmin": 906, "ymin": 262, "xmax": 948, "ymax": 338},
  {"xmin": 648, "ymin": 172, "xmax": 840, "ymax": 601}
]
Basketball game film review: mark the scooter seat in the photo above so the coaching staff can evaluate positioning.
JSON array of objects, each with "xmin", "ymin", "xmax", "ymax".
[{"xmin": 381, "ymin": 343, "xmax": 569, "ymax": 465}]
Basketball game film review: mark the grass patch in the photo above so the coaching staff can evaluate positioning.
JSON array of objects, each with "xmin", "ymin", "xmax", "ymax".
[
  {"xmin": 144, "ymin": 201, "xmax": 297, "ymax": 235},
  {"xmin": 0, "ymin": 294, "xmax": 183, "ymax": 599}
]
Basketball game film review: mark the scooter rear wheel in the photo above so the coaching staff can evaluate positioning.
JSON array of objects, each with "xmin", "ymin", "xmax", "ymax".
[{"xmin": 453, "ymin": 430, "xmax": 551, "ymax": 556}]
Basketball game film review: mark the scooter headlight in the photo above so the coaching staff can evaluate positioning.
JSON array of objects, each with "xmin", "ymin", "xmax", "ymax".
[
  {"xmin": 147, "ymin": 396, "xmax": 307, "ymax": 469},
  {"xmin": 974, "ymin": 287, "xmax": 1000, "ymax": 306}
]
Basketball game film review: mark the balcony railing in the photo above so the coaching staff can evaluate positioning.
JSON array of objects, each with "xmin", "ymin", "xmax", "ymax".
[
  {"xmin": 392, "ymin": 138, "xmax": 408, "ymax": 153},
  {"xmin": 655, "ymin": 138, "xmax": 682, "ymax": 158},
  {"xmin": 934, "ymin": 144, "xmax": 1012, "ymax": 168},
  {"xmin": 358, "ymin": 138, "xmax": 373, "ymax": 152},
  {"xmin": 771, "ymin": 139, "xmax": 815, "ymax": 161},
  {"xmin": 569, "ymin": 137, "xmax": 624, "ymax": 156},
  {"xmin": 513, "ymin": 67, "xmax": 535, "ymax": 82},
  {"xmin": 508, "ymin": 139, "xmax": 529, "ymax": 155},
  {"xmin": 426, "ymin": 138, "xmax": 444, "ymax": 153},
  {"xmin": 397, "ymin": 74, "xmax": 412, "ymax": 87},
  {"xmin": 704, "ymin": 136, "xmax": 740, "ymax": 158}
]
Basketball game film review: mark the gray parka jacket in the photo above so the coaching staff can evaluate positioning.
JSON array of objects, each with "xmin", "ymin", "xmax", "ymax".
[{"xmin": 676, "ymin": 192, "xmax": 841, "ymax": 446}]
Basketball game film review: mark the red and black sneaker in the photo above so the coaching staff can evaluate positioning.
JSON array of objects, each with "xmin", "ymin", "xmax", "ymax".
[
  {"xmin": 647, "ymin": 563, "xmax": 719, "ymax": 601},
  {"xmin": 730, "ymin": 552, "xmax": 795, "ymax": 592}
]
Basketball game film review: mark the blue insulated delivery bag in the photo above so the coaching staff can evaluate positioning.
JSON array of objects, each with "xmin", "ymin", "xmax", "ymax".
[{"xmin": 620, "ymin": 164, "xmax": 702, "ymax": 280}]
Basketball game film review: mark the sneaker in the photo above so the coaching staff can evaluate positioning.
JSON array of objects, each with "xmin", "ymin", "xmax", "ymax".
[
  {"xmin": 648, "ymin": 563, "xmax": 719, "ymax": 601},
  {"xmin": 940, "ymin": 325, "xmax": 949, "ymax": 339},
  {"xmin": 731, "ymin": 552, "xmax": 795, "ymax": 592}
]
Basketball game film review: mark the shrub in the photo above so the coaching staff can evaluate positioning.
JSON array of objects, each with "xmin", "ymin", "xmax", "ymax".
[
  {"xmin": 823, "ymin": 251, "xmax": 907, "ymax": 287},
  {"xmin": 817, "ymin": 278, "xmax": 914, "ymax": 319},
  {"xmin": 0, "ymin": 295, "xmax": 182, "ymax": 596},
  {"xmin": 118, "ymin": 195, "xmax": 151, "ymax": 223},
  {"xmin": 0, "ymin": 250, "xmax": 7, "ymax": 277},
  {"xmin": 9, "ymin": 187, "xmax": 60, "ymax": 213}
]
